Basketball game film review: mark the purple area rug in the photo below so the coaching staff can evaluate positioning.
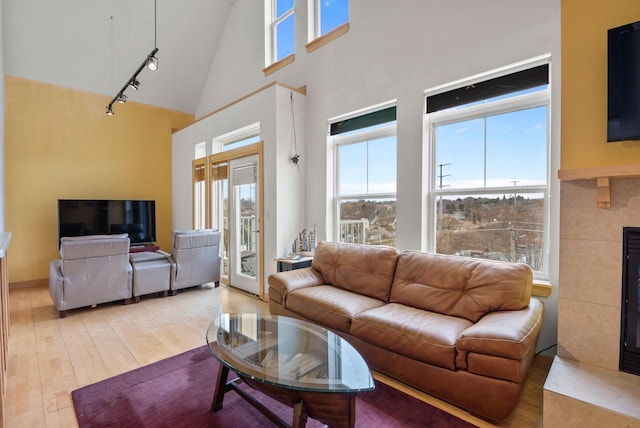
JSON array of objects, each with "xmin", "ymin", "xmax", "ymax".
[{"xmin": 72, "ymin": 346, "xmax": 477, "ymax": 428}]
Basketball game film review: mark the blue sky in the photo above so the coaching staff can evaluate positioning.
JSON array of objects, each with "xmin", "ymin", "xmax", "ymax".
[
  {"xmin": 276, "ymin": 0, "xmax": 348, "ymax": 60},
  {"xmin": 436, "ymin": 106, "xmax": 548, "ymax": 189}
]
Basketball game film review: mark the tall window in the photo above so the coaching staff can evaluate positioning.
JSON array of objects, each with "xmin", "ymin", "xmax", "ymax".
[
  {"xmin": 312, "ymin": 0, "xmax": 348, "ymax": 38},
  {"xmin": 427, "ymin": 63, "xmax": 550, "ymax": 274},
  {"xmin": 268, "ymin": 0, "xmax": 294, "ymax": 64},
  {"xmin": 332, "ymin": 106, "xmax": 397, "ymax": 247}
]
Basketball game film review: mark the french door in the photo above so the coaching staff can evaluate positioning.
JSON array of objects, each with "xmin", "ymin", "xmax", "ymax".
[
  {"xmin": 195, "ymin": 143, "xmax": 263, "ymax": 297},
  {"xmin": 228, "ymin": 155, "xmax": 260, "ymax": 295}
]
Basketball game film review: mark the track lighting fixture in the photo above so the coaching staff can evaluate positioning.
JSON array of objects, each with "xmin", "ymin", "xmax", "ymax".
[
  {"xmin": 146, "ymin": 55, "xmax": 158, "ymax": 71},
  {"xmin": 129, "ymin": 79, "xmax": 140, "ymax": 91},
  {"xmin": 106, "ymin": 0, "xmax": 158, "ymax": 116}
]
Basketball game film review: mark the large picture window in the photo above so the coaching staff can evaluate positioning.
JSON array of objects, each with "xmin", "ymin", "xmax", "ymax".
[
  {"xmin": 332, "ymin": 106, "xmax": 397, "ymax": 247},
  {"xmin": 427, "ymin": 63, "xmax": 550, "ymax": 274}
]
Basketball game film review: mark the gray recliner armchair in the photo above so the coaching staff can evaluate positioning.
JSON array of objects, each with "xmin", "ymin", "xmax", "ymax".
[
  {"xmin": 171, "ymin": 229, "xmax": 222, "ymax": 294},
  {"xmin": 49, "ymin": 234, "xmax": 133, "ymax": 318}
]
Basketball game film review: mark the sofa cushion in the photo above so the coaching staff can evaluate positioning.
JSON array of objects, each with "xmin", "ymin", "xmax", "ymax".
[
  {"xmin": 59, "ymin": 234, "xmax": 130, "ymax": 260},
  {"xmin": 390, "ymin": 251, "xmax": 533, "ymax": 322},
  {"xmin": 351, "ymin": 303, "xmax": 472, "ymax": 370},
  {"xmin": 311, "ymin": 241, "xmax": 399, "ymax": 301},
  {"xmin": 286, "ymin": 285, "xmax": 385, "ymax": 333}
]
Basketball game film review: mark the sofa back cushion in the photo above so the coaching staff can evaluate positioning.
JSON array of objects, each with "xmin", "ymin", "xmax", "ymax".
[
  {"xmin": 311, "ymin": 241, "xmax": 399, "ymax": 301},
  {"xmin": 59, "ymin": 234, "xmax": 130, "ymax": 260},
  {"xmin": 390, "ymin": 251, "xmax": 533, "ymax": 322}
]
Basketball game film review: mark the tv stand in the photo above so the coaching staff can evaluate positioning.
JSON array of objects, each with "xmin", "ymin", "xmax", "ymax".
[{"xmin": 129, "ymin": 244, "xmax": 159, "ymax": 253}]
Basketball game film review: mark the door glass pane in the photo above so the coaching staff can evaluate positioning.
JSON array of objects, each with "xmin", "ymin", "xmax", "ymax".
[
  {"xmin": 235, "ymin": 181, "xmax": 257, "ymax": 278},
  {"xmin": 211, "ymin": 161, "xmax": 229, "ymax": 278}
]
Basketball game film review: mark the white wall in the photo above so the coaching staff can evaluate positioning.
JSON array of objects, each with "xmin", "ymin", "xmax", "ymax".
[
  {"xmin": 185, "ymin": 0, "xmax": 561, "ymax": 353},
  {"xmin": 0, "ymin": 0, "xmax": 5, "ymax": 231},
  {"xmin": 172, "ymin": 83, "xmax": 306, "ymax": 282}
]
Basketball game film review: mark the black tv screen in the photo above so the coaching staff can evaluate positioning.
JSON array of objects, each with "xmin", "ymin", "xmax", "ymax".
[
  {"xmin": 58, "ymin": 199, "xmax": 156, "ymax": 244},
  {"xmin": 608, "ymin": 20, "xmax": 640, "ymax": 142}
]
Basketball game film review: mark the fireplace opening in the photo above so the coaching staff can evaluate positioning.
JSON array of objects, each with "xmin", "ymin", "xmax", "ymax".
[{"xmin": 620, "ymin": 227, "xmax": 640, "ymax": 375}]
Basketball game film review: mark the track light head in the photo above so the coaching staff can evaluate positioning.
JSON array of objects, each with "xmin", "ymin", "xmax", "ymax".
[
  {"xmin": 129, "ymin": 78, "xmax": 140, "ymax": 91},
  {"xmin": 116, "ymin": 93, "xmax": 127, "ymax": 103},
  {"xmin": 106, "ymin": 104, "xmax": 114, "ymax": 116},
  {"xmin": 146, "ymin": 55, "xmax": 158, "ymax": 71}
]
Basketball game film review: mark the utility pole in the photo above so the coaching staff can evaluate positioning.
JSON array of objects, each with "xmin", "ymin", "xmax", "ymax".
[
  {"xmin": 437, "ymin": 163, "xmax": 451, "ymax": 217},
  {"xmin": 511, "ymin": 180, "xmax": 519, "ymax": 204}
]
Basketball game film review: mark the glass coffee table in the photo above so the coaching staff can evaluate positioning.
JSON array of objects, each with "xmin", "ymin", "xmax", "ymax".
[{"xmin": 206, "ymin": 313, "xmax": 374, "ymax": 428}]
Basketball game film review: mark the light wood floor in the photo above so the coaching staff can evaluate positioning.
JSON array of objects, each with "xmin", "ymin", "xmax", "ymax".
[{"xmin": 4, "ymin": 283, "xmax": 551, "ymax": 427}]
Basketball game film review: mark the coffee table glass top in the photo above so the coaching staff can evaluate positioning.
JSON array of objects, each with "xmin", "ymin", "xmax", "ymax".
[{"xmin": 206, "ymin": 313, "xmax": 375, "ymax": 393}]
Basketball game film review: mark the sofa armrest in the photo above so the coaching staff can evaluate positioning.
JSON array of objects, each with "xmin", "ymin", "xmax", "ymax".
[
  {"xmin": 49, "ymin": 260, "xmax": 64, "ymax": 309},
  {"xmin": 456, "ymin": 298, "xmax": 544, "ymax": 361},
  {"xmin": 267, "ymin": 267, "xmax": 324, "ymax": 306}
]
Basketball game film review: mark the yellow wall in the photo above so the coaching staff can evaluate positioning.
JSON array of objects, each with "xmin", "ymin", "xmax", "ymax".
[
  {"xmin": 4, "ymin": 76, "xmax": 193, "ymax": 283},
  {"xmin": 562, "ymin": 0, "xmax": 640, "ymax": 169}
]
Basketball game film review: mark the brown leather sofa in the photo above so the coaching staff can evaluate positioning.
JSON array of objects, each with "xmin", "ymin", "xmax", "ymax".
[{"xmin": 268, "ymin": 241, "xmax": 544, "ymax": 422}]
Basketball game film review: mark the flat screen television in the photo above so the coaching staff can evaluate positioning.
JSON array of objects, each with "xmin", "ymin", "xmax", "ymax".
[
  {"xmin": 608, "ymin": 20, "xmax": 640, "ymax": 142},
  {"xmin": 58, "ymin": 199, "xmax": 156, "ymax": 245}
]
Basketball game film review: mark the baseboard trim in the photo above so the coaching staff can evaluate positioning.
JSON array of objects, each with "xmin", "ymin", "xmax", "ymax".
[{"xmin": 10, "ymin": 278, "xmax": 47, "ymax": 289}]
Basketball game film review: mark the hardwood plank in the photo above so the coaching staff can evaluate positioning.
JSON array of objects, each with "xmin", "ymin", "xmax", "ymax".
[{"xmin": 4, "ymin": 283, "xmax": 550, "ymax": 428}]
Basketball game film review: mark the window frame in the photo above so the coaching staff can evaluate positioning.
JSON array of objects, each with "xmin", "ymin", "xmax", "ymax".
[
  {"xmin": 306, "ymin": 0, "xmax": 349, "ymax": 53},
  {"xmin": 267, "ymin": 0, "xmax": 295, "ymax": 66},
  {"xmin": 426, "ymin": 71, "xmax": 551, "ymax": 277},
  {"xmin": 332, "ymin": 122, "xmax": 397, "ymax": 245}
]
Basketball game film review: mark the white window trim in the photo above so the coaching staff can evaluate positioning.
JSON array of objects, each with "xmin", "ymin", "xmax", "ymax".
[
  {"xmin": 425, "ymin": 71, "xmax": 551, "ymax": 277},
  {"xmin": 267, "ymin": 0, "xmax": 294, "ymax": 65},
  {"xmin": 333, "ymin": 123, "xmax": 397, "ymax": 243},
  {"xmin": 212, "ymin": 122, "xmax": 260, "ymax": 153},
  {"xmin": 307, "ymin": 0, "xmax": 348, "ymax": 42}
]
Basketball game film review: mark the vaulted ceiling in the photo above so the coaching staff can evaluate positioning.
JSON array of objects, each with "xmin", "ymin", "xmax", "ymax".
[{"xmin": 2, "ymin": 0, "xmax": 236, "ymax": 114}]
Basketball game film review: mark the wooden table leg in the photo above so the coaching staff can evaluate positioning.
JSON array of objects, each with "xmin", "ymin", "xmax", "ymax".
[
  {"xmin": 292, "ymin": 400, "xmax": 308, "ymax": 428},
  {"xmin": 211, "ymin": 364, "xmax": 229, "ymax": 412}
]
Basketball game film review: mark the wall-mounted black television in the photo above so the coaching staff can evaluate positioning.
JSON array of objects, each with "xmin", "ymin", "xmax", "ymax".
[
  {"xmin": 608, "ymin": 20, "xmax": 640, "ymax": 142},
  {"xmin": 58, "ymin": 199, "xmax": 156, "ymax": 245}
]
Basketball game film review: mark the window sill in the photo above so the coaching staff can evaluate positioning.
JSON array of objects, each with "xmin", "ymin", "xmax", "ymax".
[
  {"xmin": 306, "ymin": 22, "xmax": 349, "ymax": 53},
  {"xmin": 532, "ymin": 279, "xmax": 553, "ymax": 297},
  {"xmin": 263, "ymin": 54, "xmax": 295, "ymax": 77}
]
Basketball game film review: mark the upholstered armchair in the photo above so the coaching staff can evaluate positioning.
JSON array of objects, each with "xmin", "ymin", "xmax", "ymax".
[
  {"xmin": 49, "ymin": 234, "xmax": 133, "ymax": 318},
  {"xmin": 171, "ymin": 229, "xmax": 221, "ymax": 293}
]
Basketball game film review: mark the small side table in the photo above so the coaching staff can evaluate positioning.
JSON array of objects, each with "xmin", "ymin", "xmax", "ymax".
[{"xmin": 275, "ymin": 256, "xmax": 313, "ymax": 272}]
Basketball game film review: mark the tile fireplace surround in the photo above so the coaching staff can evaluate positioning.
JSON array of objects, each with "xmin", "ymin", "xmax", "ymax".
[{"xmin": 544, "ymin": 176, "xmax": 640, "ymax": 427}]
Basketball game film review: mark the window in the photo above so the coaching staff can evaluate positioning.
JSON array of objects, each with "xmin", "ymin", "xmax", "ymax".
[
  {"xmin": 313, "ymin": 0, "xmax": 348, "ymax": 38},
  {"xmin": 267, "ymin": 0, "xmax": 294, "ymax": 65},
  {"xmin": 212, "ymin": 123, "xmax": 260, "ymax": 153},
  {"xmin": 332, "ymin": 106, "xmax": 397, "ymax": 247},
  {"xmin": 195, "ymin": 142, "xmax": 206, "ymax": 159},
  {"xmin": 192, "ymin": 158, "xmax": 208, "ymax": 229},
  {"xmin": 427, "ymin": 63, "xmax": 550, "ymax": 275}
]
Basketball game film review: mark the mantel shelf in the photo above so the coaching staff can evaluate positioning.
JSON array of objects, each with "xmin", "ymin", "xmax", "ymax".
[{"xmin": 557, "ymin": 164, "xmax": 640, "ymax": 208}]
